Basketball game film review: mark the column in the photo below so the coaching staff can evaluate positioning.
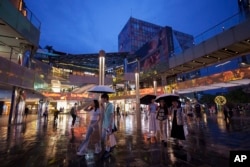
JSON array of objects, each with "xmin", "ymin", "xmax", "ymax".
[
  {"xmin": 8, "ymin": 86, "xmax": 16, "ymax": 125},
  {"xmin": 98, "ymin": 50, "xmax": 105, "ymax": 146},
  {"xmin": 153, "ymin": 79, "xmax": 157, "ymax": 95},
  {"xmin": 135, "ymin": 70, "xmax": 140, "ymax": 130},
  {"xmin": 99, "ymin": 50, "xmax": 105, "ymax": 85}
]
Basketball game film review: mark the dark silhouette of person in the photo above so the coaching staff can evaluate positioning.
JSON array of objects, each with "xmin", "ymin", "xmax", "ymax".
[
  {"xmin": 24, "ymin": 107, "xmax": 29, "ymax": 118},
  {"xmin": 116, "ymin": 105, "xmax": 120, "ymax": 117}
]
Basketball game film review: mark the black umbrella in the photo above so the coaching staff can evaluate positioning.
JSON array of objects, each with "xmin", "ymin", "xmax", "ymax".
[
  {"xmin": 140, "ymin": 94, "xmax": 156, "ymax": 105},
  {"xmin": 155, "ymin": 93, "xmax": 180, "ymax": 106}
]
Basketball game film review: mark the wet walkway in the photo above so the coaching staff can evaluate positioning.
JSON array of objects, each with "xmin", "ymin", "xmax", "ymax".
[{"xmin": 0, "ymin": 112, "xmax": 250, "ymax": 167}]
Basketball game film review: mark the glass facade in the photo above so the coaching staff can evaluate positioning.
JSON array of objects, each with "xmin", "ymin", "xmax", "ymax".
[
  {"xmin": 118, "ymin": 17, "xmax": 163, "ymax": 53},
  {"xmin": 171, "ymin": 30, "xmax": 194, "ymax": 56}
]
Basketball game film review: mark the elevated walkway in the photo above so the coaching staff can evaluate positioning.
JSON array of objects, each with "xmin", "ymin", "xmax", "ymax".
[{"xmin": 166, "ymin": 16, "xmax": 250, "ymax": 77}]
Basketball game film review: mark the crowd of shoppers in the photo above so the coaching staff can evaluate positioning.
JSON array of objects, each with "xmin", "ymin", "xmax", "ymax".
[{"xmin": 70, "ymin": 93, "xmax": 235, "ymax": 160}]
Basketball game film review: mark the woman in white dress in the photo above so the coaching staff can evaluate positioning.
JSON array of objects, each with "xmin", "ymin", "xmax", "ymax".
[
  {"xmin": 148, "ymin": 98, "xmax": 158, "ymax": 137},
  {"xmin": 77, "ymin": 99, "xmax": 101, "ymax": 156}
]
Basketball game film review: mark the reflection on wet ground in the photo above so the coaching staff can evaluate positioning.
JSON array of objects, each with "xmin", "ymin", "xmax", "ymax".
[{"xmin": 0, "ymin": 113, "xmax": 250, "ymax": 167}]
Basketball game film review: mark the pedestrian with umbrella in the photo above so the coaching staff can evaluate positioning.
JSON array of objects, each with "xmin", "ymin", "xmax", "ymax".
[
  {"xmin": 147, "ymin": 97, "xmax": 158, "ymax": 138},
  {"xmin": 76, "ymin": 99, "xmax": 101, "ymax": 156},
  {"xmin": 155, "ymin": 93, "xmax": 180, "ymax": 139},
  {"xmin": 88, "ymin": 85, "xmax": 116, "ymax": 159},
  {"xmin": 155, "ymin": 99, "xmax": 169, "ymax": 146},
  {"xmin": 170, "ymin": 99, "xmax": 186, "ymax": 148},
  {"xmin": 100, "ymin": 93, "xmax": 116, "ymax": 159},
  {"xmin": 140, "ymin": 94, "xmax": 156, "ymax": 121}
]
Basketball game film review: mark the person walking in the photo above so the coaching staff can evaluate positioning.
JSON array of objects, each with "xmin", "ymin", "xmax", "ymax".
[
  {"xmin": 116, "ymin": 105, "xmax": 121, "ymax": 117},
  {"xmin": 156, "ymin": 99, "xmax": 168, "ymax": 146},
  {"xmin": 184, "ymin": 101, "xmax": 193, "ymax": 124},
  {"xmin": 194, "ymin": 100, "xmax": 202, "ymax": 126},
  {"xmin": 223, "ymin": 104, "xmax": 229, "ymax": 122},
  {"xmin": 148, "ymin": 98, "xmax": 158, "ymax": 138},
  {"xmin": 43, "ymin": 104, "xmax": 49, "ymax": 122},
  {"xmin": 77, "ymin": 99, "xmax": 101, "ymax": 156},
  {"xmin": 70, "ymin": 103, "xmax": 78, "ymax": 128},
  {"xmin": 53, "ymin": 109, "xmax": 60, "ymax": 122},
  {"xmin": 170, "ymin": 99, "xmax": 186, "ymax": 147},
  {"xmin": 24, "ymin": 106, "xmax": 29, "ymax": 119},
  {"xmin": 100, "ymin": 93, "xmax": 115, "ymax": 159}
]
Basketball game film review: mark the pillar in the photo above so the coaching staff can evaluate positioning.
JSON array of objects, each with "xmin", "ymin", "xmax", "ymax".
[
  {"xmin": 153, "ymin": 79, "xmax": 157, "ymax": 95},
  {"xmin": 135, "ymin": 71, "xmax": 140, "ymax": 130},
  {"xmin": 8, "ymin": 86, "xmax": 16, "ymax": 125},
  {"xmin": 99, "ymin": 50, "xmax": 105, "ymax": 85}
]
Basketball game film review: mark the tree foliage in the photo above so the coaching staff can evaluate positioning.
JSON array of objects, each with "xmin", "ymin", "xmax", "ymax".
[
  {"xmin": 199, "ymin": 93, "xmax": 216, "ymax": 105},
  {"xmin": 224, "ymin": 88, "xmax": 249, "ymax": 103}
]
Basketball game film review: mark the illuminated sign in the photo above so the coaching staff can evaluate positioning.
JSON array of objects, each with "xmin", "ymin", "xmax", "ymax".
[
  {"xmin": 42, "ymin": 92, "xmax": 89, "ymax": 100},
  {"xmin": 214, "ymin": 96, "xmax": 227, "ymax": 105}
]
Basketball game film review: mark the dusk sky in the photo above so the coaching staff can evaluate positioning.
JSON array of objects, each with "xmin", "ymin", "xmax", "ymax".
[{"xmin": 25, "ymin": 0, "xmax": 239, "ymax": 54}]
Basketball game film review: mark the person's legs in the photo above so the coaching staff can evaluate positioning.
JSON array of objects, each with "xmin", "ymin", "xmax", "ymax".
[
  {"xmin": 158, "ymin": 120, "xmax": 163, "ymax": 141},
  {"xmin": 72, "ymin": 114, "xmax": 76, "ymax": 126},
  {"xmin": 162, "ymin": 120, "xmax": 167, "ymax": 141},
  {"xmin": 77, "ymin": 126, "xmax": 94, "ymax": 154},
  {"xmin": 101, "ymin": 130, "xmax": 111, "ymax": 159}
]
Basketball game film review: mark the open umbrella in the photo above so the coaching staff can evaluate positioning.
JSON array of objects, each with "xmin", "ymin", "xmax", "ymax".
[
  {"xmin": 88, "ymin": 85, "xmax": 115, "ymax": 94},
  {"xmin": 140, "ymin": 94, "xmax": 156, "ymax": 105},
  {"xmin": 155, "ymin": 93, "xmax": 179, "ymax": 106}
]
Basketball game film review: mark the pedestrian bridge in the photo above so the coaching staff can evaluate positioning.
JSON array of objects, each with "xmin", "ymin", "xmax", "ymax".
[{"xmin": 166, "ymin": 15, "xmax": 250, "ymax": 78}]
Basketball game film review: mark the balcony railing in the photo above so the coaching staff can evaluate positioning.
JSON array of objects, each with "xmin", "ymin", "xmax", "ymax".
[
  {"xmin": 172, "ymin": 12, "xmax": 248, "ymax": 56},
  {"xmin": 24, "ymin": 6, "xmax": 41, "ymax": 30}
]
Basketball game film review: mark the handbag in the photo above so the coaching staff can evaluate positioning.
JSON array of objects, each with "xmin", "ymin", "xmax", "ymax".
[{"xmin": 109, "ymin": 133, "xmax": 117, "ymax": 148}]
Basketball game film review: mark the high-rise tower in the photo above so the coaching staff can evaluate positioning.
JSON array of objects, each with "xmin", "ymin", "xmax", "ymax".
[{"xmin": 118, "ymin": 17, "xmax": 163, "ymax": 53}]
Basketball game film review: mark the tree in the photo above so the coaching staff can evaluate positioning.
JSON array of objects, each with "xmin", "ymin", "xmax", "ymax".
[
  {"xmin": 44, "ymin": 45, "xmax": 54, "ymax": 53},
  {"xmin": 224, "ymin": 88, "xmax": 249, "ymax": 103},
  {"xmin": 199, "ymin": 93, "xmax": 216, "ymax": 105}
]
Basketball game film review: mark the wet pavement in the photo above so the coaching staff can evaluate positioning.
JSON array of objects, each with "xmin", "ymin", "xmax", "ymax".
[{"xmin": 0, "ymin": 112, "xmax": 250, "ymax": 167}]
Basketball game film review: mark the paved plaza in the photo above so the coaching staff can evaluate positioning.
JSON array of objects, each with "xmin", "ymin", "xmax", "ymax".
[{"xmin": 0, "ymin": 112, "xmax": 250, "ymax": 167}]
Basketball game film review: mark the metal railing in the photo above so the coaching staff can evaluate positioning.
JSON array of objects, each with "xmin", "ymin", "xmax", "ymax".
[
  {"xmin": 172, "ymin": 12, "xmax": 248, "ymax": 56},
  {"xmin": 23, "ymin": 6, "xmax": 41, "ymax": 30}
]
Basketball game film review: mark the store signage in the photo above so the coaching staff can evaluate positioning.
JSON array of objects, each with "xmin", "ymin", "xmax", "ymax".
[{"xmin": 214, "ymin": 95, "xmax": 227, "ymax": 105}]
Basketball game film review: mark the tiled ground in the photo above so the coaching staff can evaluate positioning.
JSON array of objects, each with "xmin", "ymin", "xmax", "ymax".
[{"xmin": 0, "ymin": 112, "xmax": 250, "ymax": 167}]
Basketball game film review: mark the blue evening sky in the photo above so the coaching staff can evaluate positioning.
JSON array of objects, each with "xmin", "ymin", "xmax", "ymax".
[{"xmin": 25, "ymin": 0, "xmax": 239, "ymax": 54}]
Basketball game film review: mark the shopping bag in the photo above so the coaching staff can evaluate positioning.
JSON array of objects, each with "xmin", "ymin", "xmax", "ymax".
[{"xmin": 109, "ymin": 133, "xmax": 117, "ymax": 148}]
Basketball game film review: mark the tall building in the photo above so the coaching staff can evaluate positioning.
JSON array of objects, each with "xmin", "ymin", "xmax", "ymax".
[
  {"xmin": 118, "ymin": 17, "xmax": 163, "ymax": 53},
  {"xmin": 125, "ymin": 25, "xmax": 194, "ymax": 73}
]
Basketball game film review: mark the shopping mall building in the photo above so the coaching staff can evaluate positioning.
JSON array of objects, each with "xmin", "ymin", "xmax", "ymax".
[{"xmin": 1, "ymin": 0, "xmax": 250, "ymax": 122}]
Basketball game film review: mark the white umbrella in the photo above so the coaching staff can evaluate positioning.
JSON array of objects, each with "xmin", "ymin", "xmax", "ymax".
[
  {"xmin": 155, "ymin": 93, "xmax": 180, "ymax": 106},
  {"xmin": 88, "ymin": 85, "xmax": 115, "ymax": 94}
]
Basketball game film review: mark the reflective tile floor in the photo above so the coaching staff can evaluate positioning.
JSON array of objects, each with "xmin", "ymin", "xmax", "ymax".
[{"xmin": 0, "ymin": 112, "xmax": 250, "ymax": 167}]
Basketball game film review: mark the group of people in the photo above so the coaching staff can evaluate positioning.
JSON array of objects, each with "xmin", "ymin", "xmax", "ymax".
[
  {"xmin": 71, "ymin": 93, "xmax": 116, "ymax": 159},
  {"xmin": 147, "ymin": 98, "xmax": 203, "ymax": 147},
  {"xmin": 70, "ymin": 93, "xmax": 204, "ymax": 158},
  {"xmin": 147, "ymin": 98, "xmax": 187, "ymax": 147}
]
